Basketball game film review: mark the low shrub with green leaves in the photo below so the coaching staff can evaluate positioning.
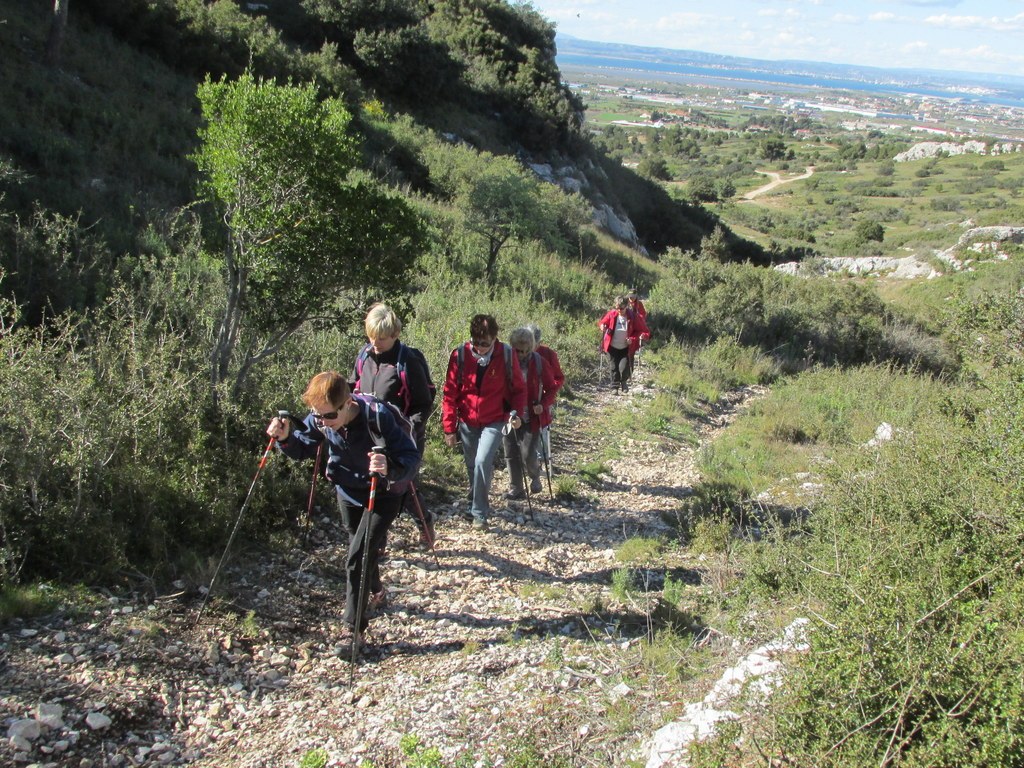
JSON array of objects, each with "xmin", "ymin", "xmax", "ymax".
[
  {"xmin": 649, "ymin": 249, "xmax": 952, "ymax": 373},
  {"xmin": 719, "ymin": 288, "xmax": 1024, "ymax": 766}
]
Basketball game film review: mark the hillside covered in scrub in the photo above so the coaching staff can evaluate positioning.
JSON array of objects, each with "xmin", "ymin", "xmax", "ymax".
[{"xmin": 2, "ymin": 1, "xmax": 1024, "ymax": 767}]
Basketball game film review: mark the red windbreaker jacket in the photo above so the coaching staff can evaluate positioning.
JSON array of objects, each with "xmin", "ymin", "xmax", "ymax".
[
  {"xmin": 442, "ymin": 341, "xmax": 526, "ymax": 433},
  {"xmin": 598, "ymin": 308, "xmax": 650, "ymax": 356},
  {"xmin": 521, "ymin": 351, "xmax": 559, "ymax": 433}
]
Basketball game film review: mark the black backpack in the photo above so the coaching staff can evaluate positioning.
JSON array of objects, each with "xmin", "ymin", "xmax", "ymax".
[{"xmin": 355, "ymin": 341, "xmax": 437, "ymax": 416}]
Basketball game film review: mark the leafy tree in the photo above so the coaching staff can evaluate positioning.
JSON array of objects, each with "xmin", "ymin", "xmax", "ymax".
[
  {"xmin": 854, "ymin": 219, "xmax": 884, "ymax": 244},
  {"xmin": 760, "ymin": 138, "xmax": 786, "ymax": 161},
  {"xmin": 688, "ymin": 172, "xmax": 718, "ymax": 203},
  {"xmin": 425, "ymin": 144, "xmax": 583, "ymax": 292},
  {"xmin": 638, "ymin": 156, "xmax": 671, "ymax": 181},
  {"xmin": 193, "ymin": 73, "xmax": 422, "ymax": 402}
]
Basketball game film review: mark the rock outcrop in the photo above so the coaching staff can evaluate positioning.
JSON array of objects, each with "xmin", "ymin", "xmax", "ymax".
[{"xmin": 894, "ymin": 140, "xmax": 1023, "ymax": 162}]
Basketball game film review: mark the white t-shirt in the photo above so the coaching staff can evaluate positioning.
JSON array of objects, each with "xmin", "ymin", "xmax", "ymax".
[{"xmin": 611, "ymin": 314, "xmax": 629, "ymax": 350}]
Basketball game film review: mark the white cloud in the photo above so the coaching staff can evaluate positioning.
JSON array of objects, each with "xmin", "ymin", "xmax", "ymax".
[
  {"xmin": 900, "ymin": 40, "xmax": 929, "ymax": 54},
  {"xmin": 654, "ymin": 12, "xmax": 727, "ymax": 32},
  {"xmin": 880, "ymin": 0, "xmax": 962, "ymax": 7},
  {"xmin": 941, "ymin": 43, "xmax": 1024, "ymax": 65},
  {"xmin": 925, "ymin": 13, "xmax": 1024, "ymax": 32},
  {"xmin": 831, "ymin": 14, "xmax": 860, "ymax": 24},
  {"xmin": 869, "ymin": 12, "xmax": 898, "ymax": 22}
]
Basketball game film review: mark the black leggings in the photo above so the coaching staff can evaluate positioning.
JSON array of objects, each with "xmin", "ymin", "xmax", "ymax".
[
  {"xmin": 608, "ymin": 346, "xmax": 631, "ymax": 384},
  {"xmin": 336, "ymin": 487, "xmax": 402, "ymax": 629}
]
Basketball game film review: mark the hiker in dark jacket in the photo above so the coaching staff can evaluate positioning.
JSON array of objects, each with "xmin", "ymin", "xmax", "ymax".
[
  {"xmin": 442, "ymin": 314, "xmax": 526, "ymax": 530},
  {"xmin": 267, "ymin": 371, "xmax": 419, "ymax": 647},
  {"xmin": 351, "ymin": 303, "xmax": 435, "ymax": 547},
  {"xmin": 351, "ymin": 303, "xmax": 433, "ymax": 441}
]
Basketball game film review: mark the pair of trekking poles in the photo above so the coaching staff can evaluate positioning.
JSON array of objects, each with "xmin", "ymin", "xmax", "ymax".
[
  {"xmin": 195, "ymin": 414, "xmax": 436, "ymax": 680},
  {"xmin": 501, "ymin": 411, "xmax": 555, "ymax": 517}
]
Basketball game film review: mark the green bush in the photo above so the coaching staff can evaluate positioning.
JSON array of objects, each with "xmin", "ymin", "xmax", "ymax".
[{"xmin": 742, "ymin": 290, "xmax": 1024, "ymax": 766}]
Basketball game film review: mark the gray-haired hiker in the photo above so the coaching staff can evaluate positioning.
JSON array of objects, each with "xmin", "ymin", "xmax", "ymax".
[{"xmin": 503, "ymin": 327, "xmax": 558, "ymax": 508}]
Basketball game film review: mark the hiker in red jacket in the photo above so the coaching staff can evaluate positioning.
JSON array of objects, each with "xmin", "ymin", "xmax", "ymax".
[
  {"xmin": 528, "ymin": 324, "xmax": 565, "ymax": 398},
  {"xmin": 442, "ymin": 314, "xmax": 526, "ymax": 530},
  {"xmin": 598, "ymin": 296, "xmax": 650, "ymax": 393},
  {"xmin": 627, "ymin": 289, "xmax": 648, "ymax": 321},
  {"xmin": 503, "ymin": 327, "xmax": 558, "ymax": 506}
]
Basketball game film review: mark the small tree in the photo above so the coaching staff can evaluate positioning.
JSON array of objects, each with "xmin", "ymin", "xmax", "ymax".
[
  {"xmin": 854, "ymin": 219, "xmax": 884, "ymax": 244},
  {"xmin": 193, "ymin": 73, "xmax": 422, "ymax": 403}
]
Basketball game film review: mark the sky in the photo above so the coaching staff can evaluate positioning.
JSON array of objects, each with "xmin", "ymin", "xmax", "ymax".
[{"xmin": 527, "ymin": 0, "xmax": 1024, "ymax": 78}]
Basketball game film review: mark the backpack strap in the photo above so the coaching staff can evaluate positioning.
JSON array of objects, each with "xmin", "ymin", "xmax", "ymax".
[
  {"xmin": 394, "ymin": 342, "xmax": 411, "ymax": 414},
  {"xmin": 529, "ymin": 351, "xmax": 543, "ymax": 403},
  {"xmin": 354, "ymin": 343, "xmax": 373, "ymax": 393}
]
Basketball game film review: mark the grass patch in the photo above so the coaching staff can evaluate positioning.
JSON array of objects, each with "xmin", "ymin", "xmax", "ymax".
[
  {"xmin": 0, "ymin": 582, "xmax": 100, "ymax": 621},
  {"xmin": 519, "ymin": 582, "xmax": 567, "ymax": 601},
  {"xmin": 614, "ymin": 537, "xmax": 666, "ymax": 564}
]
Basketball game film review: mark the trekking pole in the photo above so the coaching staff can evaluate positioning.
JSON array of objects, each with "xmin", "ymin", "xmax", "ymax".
[
  {"xmin": 195, "ymin": 434, "xmax": 277, "ymax": 625},
  {"xmin": 301, "ymin": 441, "xmax": 323, "ymax": 547},
  {"xmin": 503, "ymin": 412, "xmax": 534, "ymax": 519},
  {"xmin": 407, "ymin": 481, "xmax": 440, "ymax": 568},
  {"xmin": 541, "ymin": 426, "xmax": 554, "ymax": 501},
  {"xmin": 350, "ymin": 447, "xmax": 384, "ymax": 684}
]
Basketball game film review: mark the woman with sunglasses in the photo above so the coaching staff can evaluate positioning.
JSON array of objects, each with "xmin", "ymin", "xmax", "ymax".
[
  {"xmin": 266, "ymin": 371, "xmax": 420, "ymax": 650},
  {"xmin": 442, "ymin": 314, "xmax": 526, "ymax": 530}
]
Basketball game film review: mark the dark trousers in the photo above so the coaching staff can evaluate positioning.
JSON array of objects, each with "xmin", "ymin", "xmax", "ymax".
[
  {"xmin": 608, "ymin": 346, "xmax": 631, "ymax": 384},
  {"xmin": 336, "ymin": 487, "xmax": 402, "ymax": 630}
]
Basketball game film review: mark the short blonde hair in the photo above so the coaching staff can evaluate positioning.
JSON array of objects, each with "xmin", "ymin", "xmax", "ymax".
[
  {"xmin": 365, "ymin": 303, "xmax": 402, "ymax": 340},
  {"xmin": 302, "ymin": 371, "xmax": 349, "ymax": 409}
]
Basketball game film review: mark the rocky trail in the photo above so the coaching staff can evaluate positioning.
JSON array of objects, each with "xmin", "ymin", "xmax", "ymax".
[{"xmin": 1, "ymin": 365, "xmax": 767, "ymax": 768}]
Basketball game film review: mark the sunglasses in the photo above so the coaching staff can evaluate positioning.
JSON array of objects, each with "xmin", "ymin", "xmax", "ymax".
[
  {"xmin": 471, "ymin": 338, "xmax": 494, "ymax": 350},
  {"xmin": 312, "ymin": 409, "xmax": 339, "ymax": 421}
]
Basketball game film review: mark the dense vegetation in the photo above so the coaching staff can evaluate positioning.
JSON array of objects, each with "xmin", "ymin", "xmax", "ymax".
[{"xmin": 2, "ymin": 1, "xmax": 1024, "ymax": 765}]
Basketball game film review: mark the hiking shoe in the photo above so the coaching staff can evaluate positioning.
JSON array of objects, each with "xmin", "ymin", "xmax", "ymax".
[
  {"xmin": 505, "ymin": 489, "xmax": 524, "ymax": 500},
  {"xmin": 368, "ymin": 588, "xmax": 388, "ymax": 612},
  {"xmin": 529, "ymin": 479, "xmax": 543, "ymax": 494},
  {"xmin": 334, "ymin": 628, "xmax": 365, "ymax": 657},
  {"xmin": 418, "ymin": 516, "xmax": 436, "ymax": 550},
  {"xmin": 471, "ymin": 517, "xmax": 489, "ymax": 531}
]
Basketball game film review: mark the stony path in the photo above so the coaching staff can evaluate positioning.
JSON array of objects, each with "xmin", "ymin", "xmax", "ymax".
[{"xmin": 0, "ymin": 368, "xmax": 767, "ymax": 768}]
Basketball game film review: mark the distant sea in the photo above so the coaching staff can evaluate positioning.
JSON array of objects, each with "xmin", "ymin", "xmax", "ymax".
[{"xmin": 555, "ymin": 51, "xmax": 1024, "ymax": 110}]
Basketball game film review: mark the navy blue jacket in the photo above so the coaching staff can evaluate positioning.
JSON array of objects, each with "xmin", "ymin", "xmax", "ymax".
[{"xmin": 277, "ymin": 396, "xmax": 419, "ymax": 502}]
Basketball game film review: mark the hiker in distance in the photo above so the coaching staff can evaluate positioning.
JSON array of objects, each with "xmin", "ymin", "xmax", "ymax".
[
  {"xmin": 503, "ymin": 327, "xmax": 558, "ymax": 506},
  {"xmin": 266, "ymin": 371, "xmax": 420, "ymax": 650},
  {"xmin": 626, "ymin": 288, "xmax": 647, "ymax": 321},
  {"xmin": 598, "ymin": 295, "xmax": 651, "ymax": 393},
  {"xmin": 442, "ymin": 314, "xmax": 526, "ymax": 530},
  {"xmin": 351, "ymin": 303, "xmax": 436, "ymax": 548}
]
